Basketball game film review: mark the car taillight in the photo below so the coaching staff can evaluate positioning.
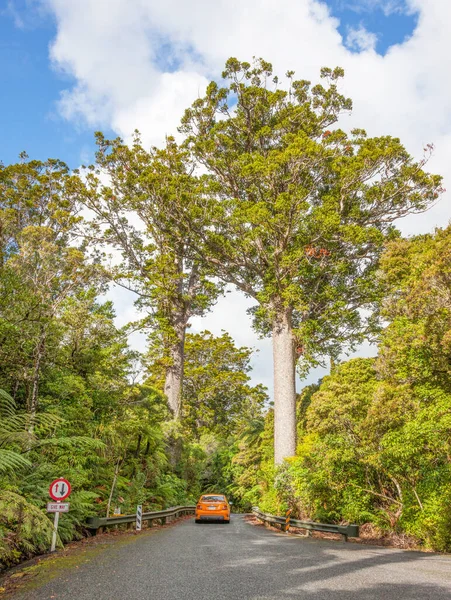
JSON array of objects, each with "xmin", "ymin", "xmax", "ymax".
[{"xmin": 197, "ymin": 504, "xmax": 202, "ymax": 509}]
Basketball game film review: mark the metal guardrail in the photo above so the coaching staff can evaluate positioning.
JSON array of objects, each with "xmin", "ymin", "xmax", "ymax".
[
  {"xmin": 86, "ymin": 505, "xmax": 196, "ymax": 534},
  {"xmin": 252, "ymin": 507, "xmax": 359, "ymax": 542}
]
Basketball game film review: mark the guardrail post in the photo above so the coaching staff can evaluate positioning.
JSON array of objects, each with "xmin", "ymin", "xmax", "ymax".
[
  {"xmin": 347, "ymin": 525, "xmax": 359, "ymax": 538},
  {"xmin": 337, "ymin": 524, "xmax": 359, "ymax": 541},
  {"xmin": 86, "ymin": 516, "xmax": 106, "ymax": 535}
]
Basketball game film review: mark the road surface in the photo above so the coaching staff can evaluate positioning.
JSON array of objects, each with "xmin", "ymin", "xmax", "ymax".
[{"xmin": 15, "ymin": 515, "xmax": 451, "ymax": 599}]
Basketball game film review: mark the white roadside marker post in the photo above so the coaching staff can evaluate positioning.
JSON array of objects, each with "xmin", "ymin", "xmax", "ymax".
[{"xmin": 136, "ymin": 505, "xmax": 142, "ymax": 531}]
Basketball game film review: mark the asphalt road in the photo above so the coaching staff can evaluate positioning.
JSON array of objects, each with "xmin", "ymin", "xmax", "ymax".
[{"xmin": 15, "ymin": 515, "xmax": 451, "ymax": 600}]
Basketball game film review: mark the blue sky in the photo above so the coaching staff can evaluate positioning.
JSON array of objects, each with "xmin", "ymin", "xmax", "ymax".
[
  {"xmin": 0, "ymin": 0, "xmax": 418, "ymax": 168},
  {"xmin": 0, "ymin": 1, "xmax": 114, "ymax": 167},
  {"xmin": 327, "ymin": 0, "xmax": 418, "ymax": 54},
  {"xmin": 0, "ymin": 6, "xmax": 85, "ymax": 166}
]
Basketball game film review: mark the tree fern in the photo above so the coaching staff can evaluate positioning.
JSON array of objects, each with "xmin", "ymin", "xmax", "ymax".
[
  {"xmin": 35, "ymin": 436, "xmax": 104, "ymax": 450},
  {"xmin": 0, "ymin": 491, "xmax": 55, "ymax": 569},
  {"xmin": 0, "ymin": 390, "xmax": 31, "ymax": 475},
  {"xmin": 0, "ymin": 389, "xmax": 94, "ymax": 474},
  {"xmin": 0, "ymin": 450, "xmax": 32, "ymax": 474},
  {"xmin": 0, "ymin": 388, "xmax": 16, "ymax": 419}
]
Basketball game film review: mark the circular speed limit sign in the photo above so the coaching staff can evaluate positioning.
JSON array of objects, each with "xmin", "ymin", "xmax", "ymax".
[{"xmin": 49, "ymin": 478, "xmax": 71, "ymax": 501}]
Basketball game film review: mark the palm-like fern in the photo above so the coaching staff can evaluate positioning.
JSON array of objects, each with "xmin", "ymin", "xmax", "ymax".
[
  {"xmin": 0, "ymin": 389, "xmax": 32, "ymax": 473},
  {"xmin": 0, "ymin": 490, "xmax": 55, "ymax": 567},
  {"xmin": 0, "ymin": 389, "xmax": 103, "ymax": 474},
  {"xmin": 239, "ymin": 417, "xmax": 265, "ymax": 447},
  {"xmin": 0, "ymin": 449, "xmax": 31, "ymax": 474}
]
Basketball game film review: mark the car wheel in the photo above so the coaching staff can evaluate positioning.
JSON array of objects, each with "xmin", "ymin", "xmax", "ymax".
[{"xmin": 195, "ymin": 519, "xmax": 200, "ymax": 523}]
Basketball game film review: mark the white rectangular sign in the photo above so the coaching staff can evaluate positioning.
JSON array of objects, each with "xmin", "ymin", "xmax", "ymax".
[
  {"xmin": 136, "ymin": 504, "xmax": 142, "ymax": 531},
  {"xmin": 47, "ymin": 503, "xmax": 70, "ymax": 513}
]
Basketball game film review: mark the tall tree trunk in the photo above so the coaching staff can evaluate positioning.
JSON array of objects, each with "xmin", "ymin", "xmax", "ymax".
[
  {"xmin": 164, "ymin": 318, "xmax": 186, "ymax": 419},
  {"xmin": 272, "ymin": 306, "xmax": 297, "ymax": 464},
  {"xmin": 28, "ymin": 328, "xmax": 46, "ymax": 435},
  {"xmin": 106, "ymin": 458, "xmax": 121, "ymax": 518}
]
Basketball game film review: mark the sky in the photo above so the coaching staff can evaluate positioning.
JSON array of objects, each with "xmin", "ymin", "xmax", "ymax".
[{"xmin": 1, "ymin": 0, "xmax": 450, "ymax": 394}]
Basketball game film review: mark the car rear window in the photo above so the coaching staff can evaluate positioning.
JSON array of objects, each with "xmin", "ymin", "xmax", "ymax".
[{"xmin": 201, "ymin": 495, "xmax": 225, "ymax": 502}]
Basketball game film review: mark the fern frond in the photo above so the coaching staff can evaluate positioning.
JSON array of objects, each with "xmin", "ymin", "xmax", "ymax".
[
  {"xmin": 0, "ymin": 415, "xmax": 30, "ymax": 433},
  {"xmin": 0, "ymin": 430, "xmax": 30, "ymax": 446},
  {"xmin": 35, "ymin": 436, "xmax": 105, "ymax": 450},
  {"xmin": 31, "ymin": 413, "xmax": 63, "ymax": 433},
  {"xmin": 0, "ymin": 413, "xmax": 62, "ymax": 436},
  {"xmin": 0, "ymin": 450, "xmax": 32, "ymax": 473},
  {"xmin": 0, "ymin": 389, "xmax": 16, "ymax": 419}
]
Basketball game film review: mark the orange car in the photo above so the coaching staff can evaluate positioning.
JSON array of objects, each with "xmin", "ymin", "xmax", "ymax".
[{"xmin": 195, "ymin": 494, "xmax": 231, "ymax": 523}]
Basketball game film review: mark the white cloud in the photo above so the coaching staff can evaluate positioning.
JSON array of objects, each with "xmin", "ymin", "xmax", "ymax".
[
  {"xmin": 345, "ymin": 25, "xmax": 378, "ymax": 51},
  {"xmin": 40, "ymin": 0, "xmax": 451, "ymax": 391},
  {"xmin": 112, "ymin": 71, "xmax": 209, "ymax": 145},
  {"xmin": 5, "ymin": 0, "xmax": 25, "ymax": 28},
  {"xmin": 190, "ymin": 288, "xmax": 274, "ymax": 393},
  {"xmin": 340, "ymin": 0, "xmax": 412, "ymax": 16}
]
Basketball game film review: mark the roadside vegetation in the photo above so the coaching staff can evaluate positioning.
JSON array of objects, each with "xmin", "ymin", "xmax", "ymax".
[{"xmin": 1, "ymin": 58, "xmax": 449, "ymax": 568}]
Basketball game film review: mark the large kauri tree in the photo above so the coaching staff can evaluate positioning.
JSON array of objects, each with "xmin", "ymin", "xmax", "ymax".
[
  {"xmin": 179, "ymin": 58, "xmax": 443, "ymax": 463},
  {"xmin": 81, "ymin": 137, "xmax": 220, "ymax": 418}
]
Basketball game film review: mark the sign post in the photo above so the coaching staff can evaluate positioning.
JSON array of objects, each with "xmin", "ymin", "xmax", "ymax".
[
  {"xmin": 50, "ymin": 507, "xmax": 60, "ymax": 553},
  {"xmin": 48, "ymin": 478, "xmax": 71, "ymax": 552}
]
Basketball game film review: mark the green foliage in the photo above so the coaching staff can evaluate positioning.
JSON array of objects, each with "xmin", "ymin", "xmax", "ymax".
[
  {"xmin": 0, "ymin": 492, "xmax": 54, "ymax": 568},
  {"xmin": 180, "ymin": 330, "xmax": 267, "ymax": 437},
  {"xmin": 0, "ymin": 155, "xmax": 203, "ymax": 569},
  {"xmin": 247, "ymin": 227, "xmax": 451, "ymax": 550},
  {"xmin": 0, "ymin": 450, "xmax": 31, "ymax": 474}
]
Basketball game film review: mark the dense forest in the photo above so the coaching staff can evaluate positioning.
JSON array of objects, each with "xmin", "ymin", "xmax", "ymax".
[{"xmin": 1, "ymin": 59, "xmax": 450, "ymax": 568}]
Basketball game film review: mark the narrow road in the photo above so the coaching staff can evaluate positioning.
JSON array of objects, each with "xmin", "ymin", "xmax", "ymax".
[{"xmin": 15, "ymin": 515, "xmax": 451, "ymax": 600}]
